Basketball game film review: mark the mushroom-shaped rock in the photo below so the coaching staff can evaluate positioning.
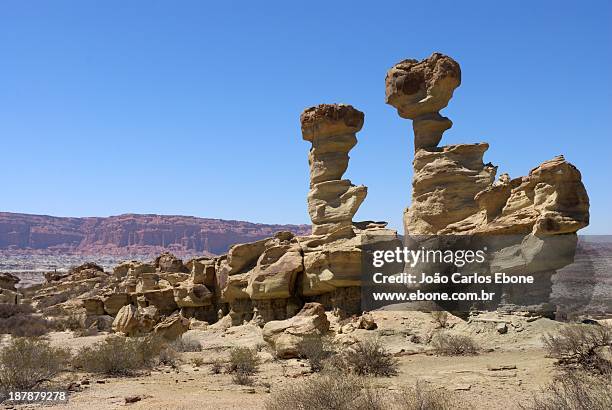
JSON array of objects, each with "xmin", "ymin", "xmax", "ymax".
[
  {"xmin": 300, "ymin": 104, "xmax": 367, "ymax": 236},
  {"xmin": 385, "ymin": 53, "xmax": 461, "ymax": 150}
]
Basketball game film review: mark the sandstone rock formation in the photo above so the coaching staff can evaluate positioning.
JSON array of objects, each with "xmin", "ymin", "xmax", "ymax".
[
  {"xmin": 262, "ymin": 302, "xmax": 330, "ymax": 358},
  {"xmin": 301, "ymin": 104, "xmax": 368, "ymax": 236},
  {"xmin": 14, "ymin": 102, "xmax": 401, "ymax": 339},
  {"xmin": 385, "ymin": 53, "xmax": 460, "ymax": 150},
  {"xmin": 386, "ymin": 53, "xmax": 590, "ymax": 315}
]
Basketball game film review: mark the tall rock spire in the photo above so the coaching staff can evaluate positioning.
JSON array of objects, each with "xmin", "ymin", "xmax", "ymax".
[{"xmin": 300, "ymin": 104, "xmax": 367, "ymax": 236}]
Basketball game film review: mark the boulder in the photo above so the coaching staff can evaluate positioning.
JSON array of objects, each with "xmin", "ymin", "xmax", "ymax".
[
  {"xmin": 101, "ymin": 293, "xmax": 130, "ymax": 316},
  {"xmin": 153, "ymin": 314, "xmax": 190, "ymax": 340},
  {"xmin": 155, "ymin": 252, "xmax": 188, "ymax": 273},
  {"xmin": 139, "ymin": 288, "xmax": 178, "ymax": 315},
  {"xmin": 81, "ymin": 297, "xmax": 106, "ymax": 315},
  {"xmin": 262, "ymin": 302, "xmax": 330, "ymax": 358},
  {"xmin": 247, "ymin": 246, "xmax": 303, "ymax": 300},
  {"xmin": 112, "ymin": 304, "xmax": 140, "ymax": 336},
  {"xmin": 173, "ymin": 282, "xmax": 213, "ymax": 307}
]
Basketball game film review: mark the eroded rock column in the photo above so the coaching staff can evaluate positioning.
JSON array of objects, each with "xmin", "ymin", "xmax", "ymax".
[
  {"xmin": 386, "ymin": 53, "xmax": 589, "ymax": 316},
  {"xmin": 300, "ymin": 104, "xmax": 367, "ymax": 236},
  {"xmin": 386, "ymin": 53, "xmax": 496, "ymax": 235}
]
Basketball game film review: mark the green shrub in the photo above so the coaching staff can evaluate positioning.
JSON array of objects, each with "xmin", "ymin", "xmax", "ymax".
[{"xmin": 0, "ymin": 338, "xmax": 70, "ymax": 392}]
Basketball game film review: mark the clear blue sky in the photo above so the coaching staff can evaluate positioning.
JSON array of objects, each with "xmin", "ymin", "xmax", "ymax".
[{"xmin": 1, "ymin": 1, "xmax": 610, "ymax": 234}]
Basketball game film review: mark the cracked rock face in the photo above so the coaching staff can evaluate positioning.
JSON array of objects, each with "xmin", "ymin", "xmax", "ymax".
[{"xmin": 301, "ymin": 104, "xmax": 367, "ymax": 235}]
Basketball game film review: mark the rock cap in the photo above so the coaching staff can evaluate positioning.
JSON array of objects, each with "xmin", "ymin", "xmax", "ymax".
[
  {"xmin": 301, "ymin": 104, "xmax": 364, "ymax": 141},
  {"xmin": 385, "ymin": 52, "xmax": 461, "ymax": 119}
]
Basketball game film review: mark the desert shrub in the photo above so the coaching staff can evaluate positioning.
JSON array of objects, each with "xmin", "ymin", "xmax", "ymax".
[
  {"xmin": 0, "ymin": 337, "xmax": 71, "ymax": 392},
  {"xmin": 171, "ymin": 334, "xmax": 202, "ymax": 352},
  {"xmin": 337, "ymin": 337, "xmax": 398, "ymax": 377},
  {"xmin": 53, "ymin": 314, "xmax": 85, "ymax": 332},
  {"xmin": 73, "ymin": 325, "xmax": 99, "ymax": 338},
  {"xmin": 542, "ymin": 324, "xmax": 611, "ymax": 374},
  {"xmin": 360, "ymin": 381, "xmax": 461, "ymax": 410},
  {"xmin": 226, "ymin": 347, "xmax": 259, "ymax": 375},
  {"xmin": 431, "ymin": 311, "xmax": 448, "ymax": 328},
  {"xmin": 158, "ymin": 345, "xmax": 178, "ymax": 367},
  {"xmin": 73, "ymin": 335, "xmax": 165, "ymax": 375},
  {"xmin": 211, "ymin": 359, "xmax": 224, "ymax": 374},
  {"xmin": 267, "ymin": 374, "xmax": 464, "ymax": 410},
  {"xmin": 298, "ymin": 336, "xmax": 332, "ymax": 372},
  {"xmin": 0, "ymin": 303, "xmax": 35, "ymax": 318},
  {"xmin": 232, "ymin": 371, "xmax": 254, "ymax": 386},
  {"xmin": 431, "ymin": 332, "xmax": 479, "ymax": 356},
  {"xmin": 191, "ymin": 357, "xmax": 204, "ymax": 367},
  {"xmin": 266, "ymin": 373, "xmax": 367, "ymax": 410},
  {"xmin": 0, "ymin": 312, "xmax": 53, "ymax": 337},
  {"xmin": 522, "ymin": 371, "xmax": 612, "ymax": 410},
  {"xmin": 390, "ymin": 381, "xmax": 460, "ymax": 410},
  {"xmin": 0, "ymin": 303, "xmax": 52, "ymax": 337}
]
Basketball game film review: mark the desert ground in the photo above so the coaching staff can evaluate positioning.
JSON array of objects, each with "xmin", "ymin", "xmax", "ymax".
[{"xmin": 0, "ymin": 310, "xmax": 585, "ymax": 410}]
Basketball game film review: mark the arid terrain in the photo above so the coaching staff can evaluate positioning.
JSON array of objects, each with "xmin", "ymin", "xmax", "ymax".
[
  {"xmin": 1, "ymin": 53, "xmax": 610, "ymax": 410},
  {"xmin": 0, "ymin": 310, "xmax": 580, "ymax": 409}
]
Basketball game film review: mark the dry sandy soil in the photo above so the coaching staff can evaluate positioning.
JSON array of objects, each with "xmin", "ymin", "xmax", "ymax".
[{"xmin": 3, "ymin": 311, "xmax": 571, "ymax": 410}]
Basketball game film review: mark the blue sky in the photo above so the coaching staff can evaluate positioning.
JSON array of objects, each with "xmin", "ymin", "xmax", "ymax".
[{"xmin": 1, "ymin": 1, "xmax": 610, "ymax": 234}]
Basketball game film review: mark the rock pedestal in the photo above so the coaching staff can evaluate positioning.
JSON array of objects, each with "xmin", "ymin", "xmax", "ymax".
[
  {"xmin": 300, "ymin": 104, "xmax": 367, "ymax": 236},
  {"xmin": 386, "ymin": 53, "xmax": 590, "ymax": 315}
]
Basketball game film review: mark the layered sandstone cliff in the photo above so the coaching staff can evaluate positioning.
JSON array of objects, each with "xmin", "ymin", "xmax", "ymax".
[{"xmin": 0, "ymin": 213, "xmax": 311, "ymax": 256}]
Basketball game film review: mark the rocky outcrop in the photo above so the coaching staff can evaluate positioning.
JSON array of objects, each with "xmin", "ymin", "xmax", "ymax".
[
  {"xmin": 262, "ymin": 302, "xmax": 330, "ymax": 358},
  {"xmin": 0, "ymin": 273, "xmax": 21, "ymax": 304},
  {"xmin": 301, "ymin": 104, "xmax": 367, "ymax": 236},
  {"xmin": 386, "ymin": 53, "xmax": 590, "ymax": 315}
]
